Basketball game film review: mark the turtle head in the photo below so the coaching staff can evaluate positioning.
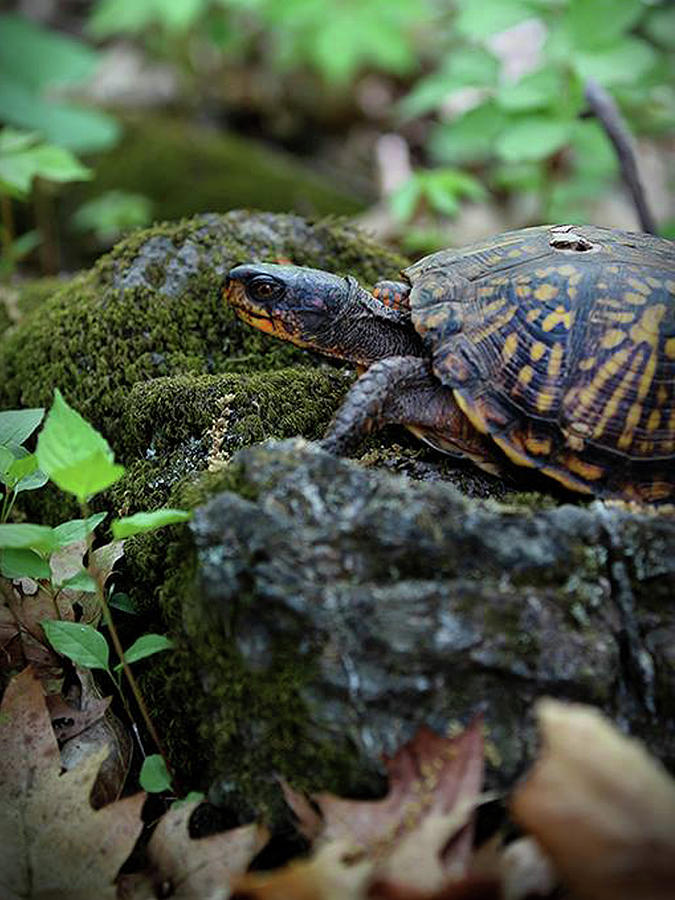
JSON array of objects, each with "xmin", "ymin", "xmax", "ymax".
[{"xmin": 225, "ymin": 262, "xmax": 422, "ymax": 364}]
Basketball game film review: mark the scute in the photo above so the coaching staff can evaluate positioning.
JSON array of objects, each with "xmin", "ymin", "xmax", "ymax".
[{"xmin": 407, "ymin": 224, "xmax": 675, "ymax": 493}]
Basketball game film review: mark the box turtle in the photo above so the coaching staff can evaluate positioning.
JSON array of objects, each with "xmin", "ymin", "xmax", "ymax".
[{"xmin": 225, "ymin": 224, "xmax": 675, "ymax": 502}]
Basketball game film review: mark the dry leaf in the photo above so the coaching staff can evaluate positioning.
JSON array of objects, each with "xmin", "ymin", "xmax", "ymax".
[
  {"xmin": 120, "ymin": 800, "xmax": 269, "ymax": 900},
  {"xmin": 0, "ymin": 667, "xmax": 144, "ymax": 899},
  {"xmin": 236, "ymin": 721, "xmax": 485, "ymax": 900},
  {"xmin": 512, "ymin": 698, "xmax": 675, "ymax": 900},
  {"xmin": 232, "ymin": 837, "xmax": 373, "ymax": 900},
  {"xmin": 0, "ymin": 575, "xmax": 73, "ymax": 681}
]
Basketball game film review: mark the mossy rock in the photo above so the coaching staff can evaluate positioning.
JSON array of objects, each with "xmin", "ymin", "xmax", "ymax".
[
  {"xmin": 0, "ymin": 211, "xmax": 407, "ymax": 462},
  {"xmin": 70, "ymin": 114, "xmax": 365, "ymax": 232}
]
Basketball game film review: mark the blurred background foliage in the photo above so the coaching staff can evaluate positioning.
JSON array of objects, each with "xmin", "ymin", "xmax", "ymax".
[{"xmin": 0, "ymin": 0, "xmax": 673, "ymax": 278}]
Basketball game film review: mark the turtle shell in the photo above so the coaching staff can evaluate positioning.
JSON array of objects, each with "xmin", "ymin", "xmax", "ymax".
[{"xmin": 406, "ymin": 224, "xmax": 675, "ymax": 500}]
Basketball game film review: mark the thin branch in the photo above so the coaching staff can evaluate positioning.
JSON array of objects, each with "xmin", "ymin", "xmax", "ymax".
[{"xmin": 584, "ymin": 79, "xmax": 657, "ymax": 234}]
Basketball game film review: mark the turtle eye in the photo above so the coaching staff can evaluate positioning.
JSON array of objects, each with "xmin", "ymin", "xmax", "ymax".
[{"xmin": 248, "ymin": 275, "xmax": 285, "ymax": 303}]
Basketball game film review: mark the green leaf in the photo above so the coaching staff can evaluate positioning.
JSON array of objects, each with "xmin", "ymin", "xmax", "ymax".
[
  {"xmin": 114, "ymin": 633, "xmax": 174, "ymax": 670},
  {"xmin": 429, "ymin": 101, "xmax": 508, "ymax": 164},
  {"xmin": 61, "ymin": 570, "xmax": 99, "ymax": 592},
  {"xmin": 455, "ymin": 0, "xmax": 534, "ymax": 39},
  {"xmin": 52, "ymin": 512, "xmax": 107, "ymax": 548},
  {"xmin": 36, "ymin": 389, "xmax": 124, "ymax": 501},
  {"xmin": 172, "ymin": 791, "xmax": 206, "ymax": 809},
  {"xmin": 0, "ymin": 447, "xmax": 13, "ymax": 476},
  {"xmin": 643, "ymin": 6, "xmax": 675, "ymax": 50},
  {"xmin": 111, "ymin": 508, "xmax": 191, "ymax": 539},
  {"xmin": 0, "ymin": 14, "xmax": 99, "ymax": 92},
  {"xmin": 0, "ymin": 523, "xmax": 55, "ymax": 554},
  {"xmin": 565, "ymin": 0, "xmax": 644, "ymax": 51},
  {"xmin": 0, "ymin": 548, "xmax": 51, "ymax": 579},
  {"xmin": 0, "ymin": 130, "xmax": 92, "ymax": 197},
  {"xmin": 109, "ymin": 592, "xmax": 139, "ymax": 614},
  {"xmin": 495, "ymin": 116, "xmax": 572, "ymax": 162},
  {"xmin": 0, "ymin": 408, "xmax": 44, "ymax": 446},
  {"xmin": 72, "ymin": 190, "xmax": 153, "ymax": 243},
  {"xmin": 496, "ymin": 66, "xmax": 561, "ymax": 112},
  {"xmin": 572, "ymin": 38, "xmax": 657, "ymax": 87},
  {"xmin": 41, "ymin": 620, "xmax": 110, "ymax": 670},
  {"xmin": 390, "ymin": 178, "xmax": 422, "ymax": 223},
  {"xmin": 139, "ymin": 754, "xmax": 173, "ymax": 793},
  {"xmin": 0, "ymin": 77, "xmax": 120, "ymax": 155}
]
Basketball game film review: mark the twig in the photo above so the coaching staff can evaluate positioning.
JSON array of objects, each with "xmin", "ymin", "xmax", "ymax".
[{"xmin": 584, "ymin": 79, "xmax": 656, "ymax": 234}]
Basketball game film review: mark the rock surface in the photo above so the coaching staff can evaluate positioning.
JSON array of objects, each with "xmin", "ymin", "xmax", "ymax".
[{"xmin": 185, "ymin": 439, "xmax": 675, "ymax": 805}]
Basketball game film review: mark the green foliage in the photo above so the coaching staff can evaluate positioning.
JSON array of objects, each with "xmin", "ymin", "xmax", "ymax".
[
  {"xmin": 72, "ymin": 190, "xmax": 153, "ymax": 245},
  {"xmin": 36, "ymin": 389, "xmax": 125, "ymax": 502},
  {"xmin": 139, "ymin": 753, "xmax": 173, "ymax": 792},
  {"xmin": 112, "ymin": 509, "xmax": 192, "ymax": 539},
  {"xmin": 391, "ymin": 168, "xmax": 486, "ymax": 220},
  {"xmin": 41, "ymin": 619, "xmax": 111, "ymax": 670},
  {"xmin": 0, "ymin": 14, "xmax": 119, "ymax": 154},
  {"xmin": 113, "ymin": 633, "xmax": 174, "ymax": 670},
  {"xmin": 0, "ymin": 129, "xmax": 92, "ymax": 199},
  {"xmin": 397, "ymin": 0, "xmax": 674, "ymax": 224}
]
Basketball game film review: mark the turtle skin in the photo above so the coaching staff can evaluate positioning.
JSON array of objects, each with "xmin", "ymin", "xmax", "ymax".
[{"xmin": 407, "ymin": 224, "xmax": 675, "ymax": 502}]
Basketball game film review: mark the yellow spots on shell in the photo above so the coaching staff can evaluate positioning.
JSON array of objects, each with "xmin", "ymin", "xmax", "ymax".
[
  {"xmin": 565, "ymin": 456, "xmax": 605, "ymax": 481},
  {"xmin": 607, "ymin": 265, "xmax": 619, "ymax": 274},
  {"xmin": 526, "ymin": 308, "xmax": 540, "ymax": 324},
  {"xmin": 627, "ymin": 277, "xmax": 650, "ymax": 295},
  {"xmin": 536, "ymin": 390, "xmax": 556, "ymax": 413},
  {"xmin": 667, "ymin": 280, "xmax": 675, "ymax": 294},
  {"xmin": 578, "ymin": 356, "xmax": 596, "ymax": 372},
  {"xmin": 484, "ymin": 298, "xmax": 506, "ymax": 315},
  {"xmin": 542, "ymin": 306, "xmax": 573, "ymax": 332},
  {"xmin": 516, "ymin": 283, "xmax": 531, "ymax": 299},
  {"xmin": 565, "ymin": 433, "xmax": 586, "ymax": 452},
  {"xmin": 547, "ymin": 343, "xmax": 564, "ymax": 379},
  {"xmin": 624, "ymin": 291, "xmax": 648, "ymax": 306},
  {"xmin": 472, "ymin": 304, "xmax": 517, "ymax": 343},
  {"xmin": 601, "ymin": 329, "xmax": 626, "ymax": 350},
  {"xmin": 596, "ymin": 281, "xmax": 608, "ymax": 290},
  {"xmin": 647, "ymin": 409, "xmax": 661, "ymax": 434},
  {"xmin": 534, "ymin": 283, "xmax": 558, "ymax": 302},
  {"xmin": 530, "ymin": 341, "xmax": 547, "ymax": 362},
  {"xmin": 557, "ymin": 264, "xmax": 577, "ymax": 278},
  {"xmin": 637, "ymin": 351, "xmax": 657, "ymax": 401},
  {"xmin": 646, "ymin": 276, "xmax": 662, "ymax": 289},
  {"xmin": 518, "ymin": 365, "xmax": 534, "ymax": 386},
  {"xmin": 665, "ymin": 337, "xmax": 675, "ymax": 360},
  {"xmin": 657, "ymin": 384, "xmax": 668, "ymax": 406},
  {"xmin": 493, "ymin": 435, "xmax": 537, "ymax": 468},
  {"xmin": 591, "ymin": 354, "xmax": 640, "ymax": 441},
  {"xmin": 573, "ymin": 346, "xmax": 631, "ymax": 414},
  {"xmin": 502, "ymin": 332, "xmax": 518, "ymax": 362},
  {"xmin": 604, "ymin": 310, "xmax": 635, "ymax": 325},
  {"xmin": 525, "ymin": 435, "xmax": 552, "ymax": 455},
  {"xmin": 618, "ymin": 401, "xmax": 643, "ymax": 450},
  {"xmin": 419, "ymin": 309, "xmax": 447, "ymax": 329},
  {"xmin": 508, "ymin": 248, "xmax": 523, "ymax": 258}
]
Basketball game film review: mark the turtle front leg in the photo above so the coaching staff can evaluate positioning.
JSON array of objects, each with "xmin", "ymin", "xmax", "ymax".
[{"xmin": 321, "ymin": 355, "xmax": 496, "ymax": 470}]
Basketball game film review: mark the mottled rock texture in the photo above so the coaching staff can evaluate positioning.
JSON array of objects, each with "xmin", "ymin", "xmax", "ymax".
[{"xmin": 178, "ymin": 439, "xmax": 674, "ymax": 813}]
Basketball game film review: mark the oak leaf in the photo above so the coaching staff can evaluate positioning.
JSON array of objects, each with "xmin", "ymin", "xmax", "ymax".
[
  {"xmin": 0, "ymin": 666, "xmax": 144, "ymax": 900},
  {"xmin": 512, "ymin": 698, "xmax": 675, "ymax": 900}
]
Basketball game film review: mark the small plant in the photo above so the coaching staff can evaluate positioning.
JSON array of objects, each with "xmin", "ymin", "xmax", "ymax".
[{"xmin": 0, "ymin": 390, "xmax": 191, "ymax": 790}]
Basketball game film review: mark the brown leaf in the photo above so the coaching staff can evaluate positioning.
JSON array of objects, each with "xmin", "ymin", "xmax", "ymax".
[
  {"xmin": 0, "ymin": 575, "xmax": 73, "ymax": 681},
  {"xmin": 0, "ymin": 667, "xmax": 144, "ymax": 899},
  {"xmin": 119, "ymin": 800, "xmax": 269, "ymax": 900},
  {"xmin": 313, "ymin": 720, "xmax": 484, "ymax": 889},
  {"xmin": 512, "ymin": 698, "xmax": 675, "ymax": 900},
  {"xmin": 231, "ymin": 838, "xmax": 373, "ymax": 900},
  {"xmin": 47, "ymin": 690, "xmax": 110, "ymax": 742}
]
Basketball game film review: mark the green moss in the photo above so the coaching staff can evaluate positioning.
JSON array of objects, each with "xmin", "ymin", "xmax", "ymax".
[
  {"xmin": 71, "ymin": 114, "xmax": 366, "ymax": 226},
  {"xmin": 0, "ymin": 212, "xmax": 406, "ymax": 462}
]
